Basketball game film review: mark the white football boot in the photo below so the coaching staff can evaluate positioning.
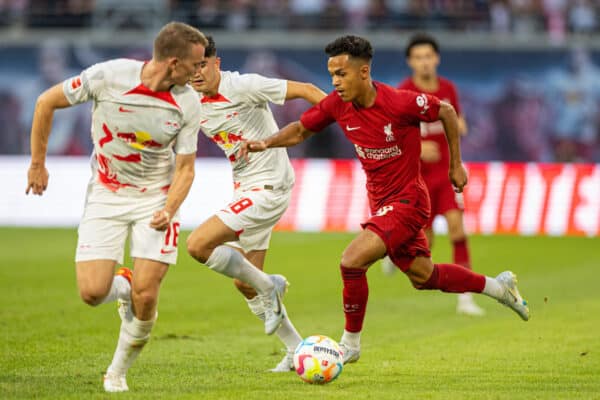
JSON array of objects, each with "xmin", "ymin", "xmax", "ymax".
[
  {"xmin": 270, "ymin": 274, "xmax": 289, "ymax": 299},
  {"xmin": 259, "ymin": 276, "xmax": 287, "ymax": 335},
  {"xmin": 103, "ymin": 371, "xmax": 128, "ymax": 392},
  {"xmin": 339, "ymin": 342, "xmax": 361, "ymax": 365},
  {"xmin": 456, "ymin": 293, "xmax": 486, "ymax": 316},
  {"xmin": 270, "ymin": 350, "xmax": 295, "ymax": 372},
  {"xmin": 380, "ymin": 256, "xmax": 398, "ymax": 276},
  {"xmin": 495, "ymin": 271, "xmax": 530, "ymax": 321}
]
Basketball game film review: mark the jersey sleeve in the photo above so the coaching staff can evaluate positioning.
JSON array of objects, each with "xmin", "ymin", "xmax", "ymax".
[
  {"xmin": 300, "ymin": 92, "xmax": 337, "ymax": 132},
  {"xmin": 236, "ymin": 73, "xmax": 287, "ymax": 105},
  {"xmin": 63, "ymin": 61, "xmax": 108, "ymax": 105},
  {"xmin": 174, "ymin": 93, "xmax": 202, "ymax": 155},
  {"xmin": 395, "ymin": 89, "xmax": 441, "ymax": 125}
]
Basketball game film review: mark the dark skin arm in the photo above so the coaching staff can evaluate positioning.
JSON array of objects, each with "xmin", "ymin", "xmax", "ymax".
[
  {"xmin": 437, "ymin": 101, "xmax": 467, "ymax": 192},
  {"xmin": 237, "ymin": 120, "xmax": 315, "ymax": 161}
]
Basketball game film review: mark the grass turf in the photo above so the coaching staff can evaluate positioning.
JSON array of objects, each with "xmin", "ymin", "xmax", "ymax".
[{"xmin": 1, "ymin": 228, "xmax": 599, "ymax": 399}]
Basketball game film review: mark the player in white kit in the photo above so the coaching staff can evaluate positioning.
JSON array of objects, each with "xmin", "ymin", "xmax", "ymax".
[
  {"xmin": 186, "ymin": 36, "xmax": 326, "ymax": 371},
  {"xmin": 26, "ymin": 22, "xmax": 207, "ymax": 392}
]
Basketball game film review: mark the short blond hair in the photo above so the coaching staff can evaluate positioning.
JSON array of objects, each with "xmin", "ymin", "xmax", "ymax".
[{"xmin": 154, "ymin": 22, "xmax": 208, "ymax": 61}]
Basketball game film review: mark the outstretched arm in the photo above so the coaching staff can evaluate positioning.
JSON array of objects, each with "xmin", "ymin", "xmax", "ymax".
[
  {"xmin": 285, "ymin": 81, "xmax": 327, "ymax": 105},
  {"xmin": 438, "ymin": 101, "xmax": 467, "ymax": 193},
  {"xmin": 26, "ymin": 83, "xmax": 72, "ymax": 195},
  {"xmin": 238, "ymin": 120, "xmax": 315, "ymax": 161},
  {"xmin": 150, "ymin": 153, "xmax": 196, "ymax": 231}
]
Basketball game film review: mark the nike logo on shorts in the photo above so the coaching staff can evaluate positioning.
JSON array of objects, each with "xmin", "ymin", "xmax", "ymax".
[
  {"xmin": 160, "ymin": 249, "xmax": 175, "ymax": 254},
  {"xmin": 346, "ymin": 125, "xmax": 360, "ymax": 131}
]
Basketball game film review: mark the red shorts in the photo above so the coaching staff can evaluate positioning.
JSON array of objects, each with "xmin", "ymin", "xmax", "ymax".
[
  {"xmin": 362, "ymin": 190, "xmax": 431, "ymax": 272},
  {"xmin": 424, "ymin": 175, "xmax": 463, "ymax": 227}
]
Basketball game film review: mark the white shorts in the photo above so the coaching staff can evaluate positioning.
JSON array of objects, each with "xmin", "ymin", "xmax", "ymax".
[
  {"xmin": 216, "ymin": 188, "xmax": 291, "ymax": 252},
  {"xmin": 76, "ymin": 183, "xmax": 181, "ymax": 265}
]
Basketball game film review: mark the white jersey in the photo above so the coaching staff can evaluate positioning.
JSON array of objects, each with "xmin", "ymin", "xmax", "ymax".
[
  {"xmin": 63, "ymin": 59, "xmax": 201, "ymax": 194},
  {"xmin": 198, "ymin": 71, "xmax": 294, "ymax": 191}
]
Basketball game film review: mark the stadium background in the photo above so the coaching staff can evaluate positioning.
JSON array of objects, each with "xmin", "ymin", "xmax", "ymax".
[
  {"xmin": 1, "ymin": 1, "xmax": 599, "ymax": 236},
  {"xmin": 2, "ymin": 3, "xmax": 600, "ymax": 399}
]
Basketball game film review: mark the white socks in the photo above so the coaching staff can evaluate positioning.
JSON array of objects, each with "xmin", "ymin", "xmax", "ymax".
[
  {"xmin": 100, "ymin": 275, "xmax": 130, "ymax": 305},
  {"xmin": 246, "ymin": 296, "xmax": 302, "ymax": 351},
  {"xmin": 107, "ymin": 315, "xmax": 156, "ymax": 376},
  {"xmin": 341, "ymin": 330, "xmax": 361, "ymax": 349},
  {"xmin": 482, "ymin": 276, "xmax": 504, "ymax": 299},
  {"xmin": 206, "ymin": 246, "xmax": 274, "ymax": 295}
]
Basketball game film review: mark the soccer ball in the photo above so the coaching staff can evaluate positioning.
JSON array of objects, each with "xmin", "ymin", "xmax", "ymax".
[{"xmin": 293, "ymin": 335, "xmax": 343, "ymax": 384}]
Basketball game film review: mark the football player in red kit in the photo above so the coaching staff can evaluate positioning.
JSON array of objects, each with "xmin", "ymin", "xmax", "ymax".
[
  {"xmin": 384, "ymin": 33, "xmax": 485, "ymax": 316},
  {"xmin": 239, "ymin": 35, "xmax": 529, "ymax": 364}
]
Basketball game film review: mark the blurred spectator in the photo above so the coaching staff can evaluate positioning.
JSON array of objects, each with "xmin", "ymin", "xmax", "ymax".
[
  {"xmin": 19, "ymin": 40, "xmax": 92, "ymax": 155},
  {"xmin": 568, "ymin": 0, "xmax": 597, "ymax": 34},
  {"xmin": 546, "ymin": 47, "xmax": 600, "ymax": 162},
  {"xmin": 0, "ymin": 90, "xmax": 26, "ymax": 154},
  {"xmin": 289, "ymin": 0, "xmax": 325, "ymax": 29},
  {"xmin": 542, "ymin": 0, "xmax": 568, "ymax": 42},
  {"xmin": 490, "ymin": 0, "xmax": 511, "ymax": 34},
  {"xmin": 224, "ymin": 0, "xmax": 254, "ymax": 31}
]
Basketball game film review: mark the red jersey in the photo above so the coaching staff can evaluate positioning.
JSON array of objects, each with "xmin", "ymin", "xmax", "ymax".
[
  {"xmin": 301, "ymin": 82, "xmax": 441, "ymax": 211},
  {"xmin": 397, "ymin": 77, "xmax": 461, "ymax": 180}
]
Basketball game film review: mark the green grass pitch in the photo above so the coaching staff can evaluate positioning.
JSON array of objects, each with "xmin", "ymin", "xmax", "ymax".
[{"xmin": 1, "ymin": 228, "xmax": 599, "ymax": 399}]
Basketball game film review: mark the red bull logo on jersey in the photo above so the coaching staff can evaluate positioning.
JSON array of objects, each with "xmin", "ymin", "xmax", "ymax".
[
  {"xmin": 117, "ymin": 131, "xmax": 162, "ymax": 150},
  {"xmin": 211, "ymin": 131, "xmax": 244, "ymax": 150}
]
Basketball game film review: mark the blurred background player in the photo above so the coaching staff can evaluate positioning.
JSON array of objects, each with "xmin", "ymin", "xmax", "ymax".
[
  {"xmin": 240, "ymin": 35, "xmax": 529, "ymax": 365},
  {"xmin": 186, "ymin": 36, "xmax": 326, "ymax": 371},
  {"xmin": 381, "ymin": 33, "xmax": 485, "ymax": 316},
  {"xmin": 26, "ymin": 22, "xmax": 207, "ymax": 392}
]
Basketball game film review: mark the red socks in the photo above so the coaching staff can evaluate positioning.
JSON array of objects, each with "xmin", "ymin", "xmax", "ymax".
[
  {"xmin": 453, "ymin": 238, "xmax": 471, "ymax": 270},
  {"xmin": 422, "ymin": 263, "xmax": 485, "ymax": 293},
  {"xmin": 340, "ymin": 266, "xmax": 369, "ymax": 333}
]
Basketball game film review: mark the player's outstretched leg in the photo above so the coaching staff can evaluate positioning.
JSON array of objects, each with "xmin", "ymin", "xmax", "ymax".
[
  {"xmin": 243, "ymin": 275, "xmax": 302, "ymax": 372},
  {"xmin": 408, "ymin": 258, "xmax": 529, "ymax": 321},
  {"xmin": 201, "ymin": 245, "xmax": 284, "ymax": 334}
]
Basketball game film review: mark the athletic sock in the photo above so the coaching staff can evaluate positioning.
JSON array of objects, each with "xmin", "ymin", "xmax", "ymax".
[
  {"xmin": 246, "ymin": 296, "xmax": 302, "ymax": 351},
  {"xmin": 100, "ymin": 275, "xmax": 130, "ymax": 305},
  {"xmin": 422, "ymin": 263, "xmax": 486, "ymax": 293},
  {"xmin": 341, "ymin": 330, "xmax": 361, "ymax": 349},
  {"xmin": 206, "ymin": 246, "xmax": 273, "ymax": 295},
  {"xmin": 452, "ymin": 238, "xmax": 471, "ymax": 270},
  {"xmin": 340, "ymin": 266, "xmax": 369, "ymax": 333},
  {"xmin": 482, "ymin": 276, "xmax": 504, "ymax": 299},
  {"xmin": 107, "ymin": 315, "xmax": 156, "ymax": 376}
]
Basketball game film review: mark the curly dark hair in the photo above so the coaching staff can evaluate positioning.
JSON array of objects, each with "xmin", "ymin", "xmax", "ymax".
[
  {"xmin": 204, "ymin": 35, "xmax": 217, "ymax": 57},
  {"xmin": 405, "ymin": 33, "xmax": 439, "ymax": 57},
  {"xmin": 325, "ymin": 35, "xmax": 373, "ymax": 61}
]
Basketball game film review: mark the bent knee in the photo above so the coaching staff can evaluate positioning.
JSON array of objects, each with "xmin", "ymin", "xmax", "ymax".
[
  {"xmin": 79, "ymin": 288, "xmax": 107, "ymax": 306},
  {"xmin": 186, "ymin": 236, "xmax": 210, "ymax": 264},
  {"xmin": 409, "ymin": 275, "xmax": 429, "ymax": 290}
]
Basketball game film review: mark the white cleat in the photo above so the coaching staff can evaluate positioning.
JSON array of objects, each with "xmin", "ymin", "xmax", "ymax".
[
  {"xmin": 270, "ymin": 350, "xmax": 294, "ymax": 372},
  {"xmin": 456, "ymin": 293, "xmax": 486, "ymax": 316},
  {"xmin": 270, "ymin": 274, "xmax": 289, "ymax": 299},
  {"xmin": 259, "ymin": 277, "xmax": 287, "ymax": 335},
  {"xmin": 496, "ymin": 271, "xmax": 530, "ymax": 321},
  {"xmin": 339, "ymin": 342, "xmax": 361, "ymax": 365},
  {"xmin": 103, "ymin": 371, "xmax": 128, "ymax": 392},
  {"xmin": 380, "ymin": 256, "xmax": 398, "ymax": 277}
]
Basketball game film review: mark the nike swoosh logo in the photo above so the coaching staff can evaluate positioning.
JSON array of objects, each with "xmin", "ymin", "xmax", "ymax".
[
  {"xmin": 119, "ymin": 106, "xmax": 134, "ymax": 113},
  {"xmin": 346, "ymin": 125, "xmax": 360, "ymax": 131},
  {"xmin": 160, "ymin": 249, "xmax": 176, "ymax": 254}
]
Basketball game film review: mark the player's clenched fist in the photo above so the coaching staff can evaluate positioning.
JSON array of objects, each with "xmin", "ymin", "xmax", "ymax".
[
  {"xmin": 150, "ymin": 209, "xmax": 171, "ymax": 231},
  {"xmin": 449, "ymin": 163, "xmax": 468, "ymax": 193},
  {"xmin": 26, "ymin": 164, "xmax": 49, "ymax": 195},
  {"xmin": 237, "ymin": 140, "xmax": 267, "ymax": 162}
]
